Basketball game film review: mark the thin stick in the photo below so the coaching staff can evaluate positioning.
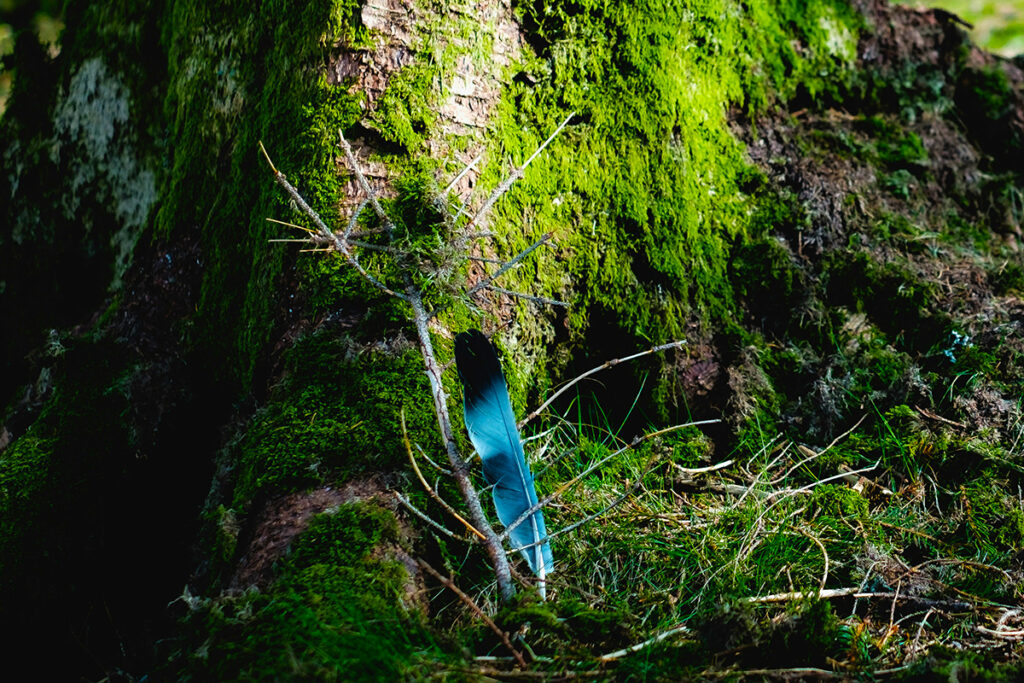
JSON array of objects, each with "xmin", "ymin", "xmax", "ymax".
[
  {"xmin": 800, "ymin": 529, "xmax": 830, "ymax": 594},
  {"xmin": 443, "ymin": 153, "xmax": 483, "ymax": 196},
  {"xmin": 746, "ymin": 588, "xmax": 973, "ymax": 611},
  {"xmin": 520, "ymin": 341, "xmax": 687, "ymax": 427},
  {"xmin": 411, "ymin": 555, "xmax": 528, "ymax": 668},
  {"xmin": 394, "ymin": 492, "xmax": 464, "ymax": 540},
  {"xmin": 466, "ymin": 233, "xmax": 553, "ymax": 297},
  {"xmin": 337, "ymin": 130, "xmax": 392, "ymax": 232},
  {"xmin": 598, "ymin": 624, "xmax": 692, "ymax": 662},
  {"xmin": 406, "ymin": 284, "xmax": 515, "ymax": 601},
  {"xmin": 465, "ymin": 112, "xmax": 574, "ymax": 230},
  {"xmin": 415, "ymin": 443, "xmax": 452, "ymax": 475},
  {"xmin": 911, "ymin": 608, "xmax": 935, "ymax": 656},
  {"xmin": 266, "ymin": 217, "xmax": 316, "ymax": 233},
  {"xmin": 402, "ymin": 411, "xmax": 486, "ymax": 541},
  {"xmin": 675, "ymin": 459, "xmax": 735, "ymax": 475},
  {"xmin": 486, "ymin": 285, "xmax": 570, "ymax": 308}
]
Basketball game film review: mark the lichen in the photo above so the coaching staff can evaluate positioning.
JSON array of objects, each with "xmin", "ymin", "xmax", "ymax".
[{"xmin": 51, "ymin": 56, "xmax": 157, "ymax": 287}]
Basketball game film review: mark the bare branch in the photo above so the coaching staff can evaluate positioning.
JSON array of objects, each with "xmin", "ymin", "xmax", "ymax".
[
  {"xmin": 394, "ymin": 492, "xmax": 465, "ymax": 540},
  {"xmin": 465, "ymin": 112, "xmax": 574, "ymax": 230},
  {"xmin": 406, "ymin": 284, "xmax": 515, "ymax": 601},
  {"xmin": 266, "ymin": 217, "xmax": 316, "ymax": 234},
  {"xmin": 403, "ymin": 553, "xmax": 528, "ymax": 668},
  {"xmin": 598, "ymin": 624, "xmax": 692, "ymax": 662},
  {"xmin": 259, "ymin": 141, "xmax": 408, "ymax": 301},
  {"xmin": 344, "ymin": 197, "xmax": 370, "ymax": 240},
  {"xmin": 415, "ymin": 443, "xmax": 452, "ymax": 475},
  {"xmin": 485, "ymin": 285, "xmax": 569, "ymax": 308},
  {"xmin": 402, "ymin": 410, "xmax": 486, "ymax": 541},
  {"xmin": 442, "ymin": 153, "xmax": 483, "ymax": 196},
  {"xmin": 520, "ymin": 340, "xmax": 687, "ymax": 427},
  {"xmin": 746, "ymin": 588, "xmax": 973, "ymax": 611},
  {"xmin": 466, "ymin": 233, "xmax": 553, "ymax": 297},
  {"xmin": 337, "ymin": 130, "xmax": 393, "ymax": 232}
]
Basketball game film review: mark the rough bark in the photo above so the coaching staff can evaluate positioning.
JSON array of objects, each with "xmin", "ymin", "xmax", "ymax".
[{"xmin": 2, "ymin": 0, "xmax": 1023, "ymax": 678}]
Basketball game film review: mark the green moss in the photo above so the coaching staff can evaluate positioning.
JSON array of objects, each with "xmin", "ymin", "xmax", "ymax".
[
  {"xmin": 174, "ymin": 503, "xmax": 435, "ymax": 681},
  {"xmin": 960, "ymin": 65, "xmax": 1014, "ymax": 122},
  {"xmin": 990, "ymin": 262, "xmax": 1024, "ymax": 295},
  {"xmin": 956, "ymin": 479, "xmax": 1024, "ymax": 556},
  {"xmin": 231, "ymin": 332, "xmax": 438, "ymax": 507},
  {"xmin": 824, "ymin": 251, "xmax": 944, "ymax": 353},
  {"xmin": 369, "ymin": 61, "xmax": 438, "ymax": 150},
  {"xmin": 286, "ymin": 503, "xmax": 401, "ymax": 569},
  {"xmin": 437, "ymin": 0, "xmax": 863, "ymax": 403},
  {"xmin": 863, "ymin": 115, "xmax": 929, "ymax": 167},
  {"xmin": 729, "ymin": 237, "xmax": 808, "ymax": 334},
  {"xmin": 158, "ymin": 0, "xmax": 365, "ymax": 394},
  {"xmin": 810, "ymin": 483, "xmax": 869, "ymax": 521},
  {"xmin": 0, "ymin": 427, "xmax": 55, "ymax": 586}
]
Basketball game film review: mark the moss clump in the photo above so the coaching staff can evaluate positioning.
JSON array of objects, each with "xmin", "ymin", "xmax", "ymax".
[
  {"xmin": 990, "ymin": 262, "xmax": 1024, "ymax": 295},
  {"xmin": 159, "ymin": 0, "xmax": 365, "ymax": 395},
  {"xmin": 0, "ymin": 427, "xmax": 55, "ymax": 590},
  {"xmin": 863, "ymin": 115, "xmax": 929, "ymax": 167},
  {"xmin": 956, "ymin": 479, "xmax": 1024, "ymax": 555},
  {"xmin": 729, "ymin": 237, "xmax": 809, "ymax": 335},
  {"xmin": 173, "ymin": 502, "xmax": 434, "ymax": 681},
  {"xmin": 824, "ymin": 251, "xmax": 944, "ymax": 353},
  {"xmin": 230, "ymin": 332, "xmax": 437, "ymax": 507},
  {"xmin": 286, "ymin": 503, "xmax": 401, "ymax": 569},
  {"xmin": 810, "ymin": 483, "xmax": 869, "ymax": 521}
]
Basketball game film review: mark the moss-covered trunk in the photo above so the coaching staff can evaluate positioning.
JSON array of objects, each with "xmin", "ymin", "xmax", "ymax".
[{"xmin": 2, "ymin": 0, "xmax": 1023, "ymax": 678}]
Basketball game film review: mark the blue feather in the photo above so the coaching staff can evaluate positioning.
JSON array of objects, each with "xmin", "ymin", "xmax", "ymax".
[{"xmin": 455, "ymin": 330, "xmax": 554, "ymax": 577}]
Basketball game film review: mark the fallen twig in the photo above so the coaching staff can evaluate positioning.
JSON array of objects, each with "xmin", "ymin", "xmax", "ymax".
[
  {"xmin": 408, "ymin": 554, "xmax": 528, "ymax": 668},
  {"xmin": 598, "ymin": 624, "xmax": 693, "ymax": 661}
]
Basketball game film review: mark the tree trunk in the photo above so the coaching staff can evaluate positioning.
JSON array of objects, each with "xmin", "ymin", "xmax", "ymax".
[{"xmin": 1, "ymin": 0, "xmax": 1022, "ymax": 678}]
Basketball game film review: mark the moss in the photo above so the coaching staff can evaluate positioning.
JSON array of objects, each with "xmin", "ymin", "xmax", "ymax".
[
  {"xmin": 369, "ymin": 60, "xmax": 439, "ymax": 150},
  {"xmin": 230, "ymin": 332, "xmax": 438, "ymax": 507},
  {"xmin": 0, "ymin": 427, "xmax": 55, "ymax": 588},
  {"xmin": 729, "ymin": 237, "xmax": 809, "ymax": 336},
  {"xmin": 956, "ymin": 479, "xmax": 1024, "ymax": 556},
  {"xmin": 809, "ymin": 483, "xmax": 869, "ymax": 521},
  {"xmin": 955, "ymin": 64, "xmax": 1024, "ymax": 163},
  {"xmin": 824, "ymin": 251, "xmax": 944, "ymax": 353},
  {"xmin": 286, "ymin": 503, "xmax": 401, "ymax": 569},
  {"xmin": 173, "ymin": 503, "xmax": 435, "ymax": 681},
  {"xmin": 863, "ymin": 115, "xmax": 929, "ymax": 167},
  {"xmin": 990, "ymin": 261, "xmax": 1024, "ymax": 295},
  {"xmin": 158, "ymin": 0, "xmax": 365, "ymax": 394},
  {"xmin": 437, "ymin": 0, "xmax": 864, "ymax": 412}
]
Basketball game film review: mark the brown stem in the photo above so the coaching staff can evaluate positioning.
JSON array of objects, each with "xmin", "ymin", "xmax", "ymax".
[{"xmin": 409, "ymin": 554, "xmax": 527, "ymax": 668}]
